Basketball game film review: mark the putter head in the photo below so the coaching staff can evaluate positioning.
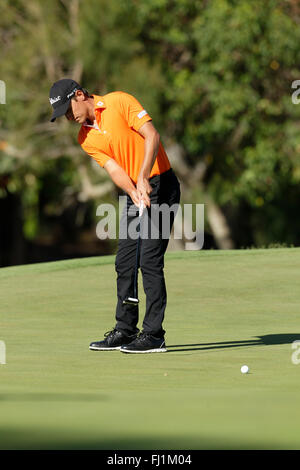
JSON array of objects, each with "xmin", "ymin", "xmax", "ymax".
[{"xmin": 123, "ymin": 296, "xmax": 139, "ymax": 306}]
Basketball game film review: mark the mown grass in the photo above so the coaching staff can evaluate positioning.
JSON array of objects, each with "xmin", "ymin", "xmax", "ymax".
[{"xmin": 1, "ymin": 248, "xmax": 300, "ymax": 449}]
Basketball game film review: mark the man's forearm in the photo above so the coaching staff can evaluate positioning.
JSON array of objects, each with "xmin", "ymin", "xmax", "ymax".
[
  {"xmin": 135, "ymin": 123, "xmax": 160, "ymax": 206},
  {"xmin": 104, "ymin": 159, "xmax": 137, "ymax": 201},
  {"xmin": 138, "ymin": 132, "xmax": 160, "ymax": 179}
]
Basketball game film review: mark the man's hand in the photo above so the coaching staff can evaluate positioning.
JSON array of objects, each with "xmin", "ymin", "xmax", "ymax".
[
  {"xmin": 129, "ymin": 188, "xmax": 141, "ymax": 208},
  {"xmin": 136, "ymin": 176, "xmax": 152, "ymax": 208}
]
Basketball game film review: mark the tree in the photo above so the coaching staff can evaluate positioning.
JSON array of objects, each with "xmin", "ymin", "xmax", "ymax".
[
  {"xmin": 130, "ymin": 0, "xmax": 300, "ymax": 247},
  {"xmin": 1, "ymin": 0, "xmax": 300, "ymax": 267}
]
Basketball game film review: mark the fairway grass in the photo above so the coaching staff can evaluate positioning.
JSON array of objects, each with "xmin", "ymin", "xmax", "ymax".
[{"xmin": 1, "ymin": 248, "xmax": 300, "ymax": 449}]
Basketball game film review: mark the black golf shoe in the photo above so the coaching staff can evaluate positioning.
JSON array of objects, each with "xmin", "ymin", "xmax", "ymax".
[
  {"xmin": 89, "ymin": 328, "xmax": 138, "ymax": 351},
  {"xmin": 120, "ymin": 331, "xmax": 167, "ymax": 354}
]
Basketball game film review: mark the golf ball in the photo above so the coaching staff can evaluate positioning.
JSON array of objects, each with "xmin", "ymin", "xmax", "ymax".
[{"xmin": 241, "ymin": 365, "xmax": 249, "ymax": 374}]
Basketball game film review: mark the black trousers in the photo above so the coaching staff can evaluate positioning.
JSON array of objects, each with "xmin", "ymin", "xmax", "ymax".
[{"xmin": 115, "ymin": 168, "xmax": 181, "ymax": 338}]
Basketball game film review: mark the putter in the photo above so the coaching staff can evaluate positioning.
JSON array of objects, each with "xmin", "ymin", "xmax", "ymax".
[{"xmin": 123, "ymin": 201, "xmax": 145, "ymax": 306}]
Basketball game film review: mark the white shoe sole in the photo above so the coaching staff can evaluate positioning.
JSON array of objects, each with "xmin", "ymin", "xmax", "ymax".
[
  {"xmin": 120, "ymin": 348, "xmax": 167, "ymax": 354},
  {"xmin": 89, "ymin": 346, "xmax": 121, "ymax": 351}
]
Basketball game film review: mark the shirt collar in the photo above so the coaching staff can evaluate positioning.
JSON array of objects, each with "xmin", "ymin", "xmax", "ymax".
[{"xmin": 81, "ymin": 95, "xmax": 106, "ymax": 129}]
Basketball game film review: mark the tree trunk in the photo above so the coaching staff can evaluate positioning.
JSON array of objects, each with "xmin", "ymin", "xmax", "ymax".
[{"xmin": 206, "ymin": 199, "xmax": 235, "ymax": 249}]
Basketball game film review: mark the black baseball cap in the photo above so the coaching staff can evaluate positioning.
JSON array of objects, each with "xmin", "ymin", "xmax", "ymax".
[{"xmin": 49, "ymin": 78, "xmax": 88, "ymax": 122}]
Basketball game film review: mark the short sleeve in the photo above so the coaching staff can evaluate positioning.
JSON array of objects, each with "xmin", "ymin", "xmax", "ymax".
[
  {"xmin": 118, "ymin": 92, "xmax": 152, "ymax": 132},
  {"xmin": 80, "ymin": 143, "xmax": 112, "ymax": 167}
]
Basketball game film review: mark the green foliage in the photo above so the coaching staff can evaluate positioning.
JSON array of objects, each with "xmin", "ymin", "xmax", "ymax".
[
  {"xmin": 1, "ymin": 0, "xmax": 300, "ymax": 250},
  {"xmin": 134, "ymin": 0, "xmax": 300, "ymax": 243}
]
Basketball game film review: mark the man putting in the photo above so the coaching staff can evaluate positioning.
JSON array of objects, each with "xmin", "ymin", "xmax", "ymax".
[{"xmin": 49, "ymin": 79, "xmax": 180, "ymax": 353}]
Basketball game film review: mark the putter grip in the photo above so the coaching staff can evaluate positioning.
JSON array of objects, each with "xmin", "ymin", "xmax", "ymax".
[{"xmin": 139, "ymin": 201, "xmax": 145, "ymax": 218}]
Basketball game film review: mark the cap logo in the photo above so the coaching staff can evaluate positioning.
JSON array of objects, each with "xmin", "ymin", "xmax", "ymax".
[
  {"xmin": 49, "ymin": 96, "xmax": 61, "ymax": 105},
  {"xmin": 67, "ymin": 90, "xmax": 76, "ymax": 99},
  {"xmin": 67, "ymin": 87, "xmax": 81, "ymax": 100}
]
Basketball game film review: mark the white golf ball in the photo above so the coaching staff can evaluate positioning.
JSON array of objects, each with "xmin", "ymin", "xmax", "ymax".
[{"xmin": 241, "ymin": 365, "xmax": 249, "ymax": 374}]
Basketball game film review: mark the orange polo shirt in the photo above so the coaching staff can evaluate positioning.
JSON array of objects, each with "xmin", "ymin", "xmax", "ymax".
[{"xmin": 78, "ymin": 92, "xmax": 170, "ymax": 183}]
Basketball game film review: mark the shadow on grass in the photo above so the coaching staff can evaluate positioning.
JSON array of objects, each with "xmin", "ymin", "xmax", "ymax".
[
  {"xmin": 167, "ymin": 333, "xmax": 300, "ymax": 353},
  {"xmin": 0, "ymin": 428, "xmax": 287, "ymax": 450}
]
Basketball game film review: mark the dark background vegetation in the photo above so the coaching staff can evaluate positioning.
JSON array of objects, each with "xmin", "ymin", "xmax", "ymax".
[{"xmin": 1, "ymin": 0, "xmax": 300, "ymax": 267}]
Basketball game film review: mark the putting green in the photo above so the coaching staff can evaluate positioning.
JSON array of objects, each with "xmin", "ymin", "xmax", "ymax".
[{"xmin": 1, "ymin": 248, "xmax": 300, "ymax": 449}]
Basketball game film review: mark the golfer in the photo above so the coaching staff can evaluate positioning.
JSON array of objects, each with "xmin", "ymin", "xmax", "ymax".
[{"xmin": 49, "ymin": 79, "xmax": 180, "ymax": 353}]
